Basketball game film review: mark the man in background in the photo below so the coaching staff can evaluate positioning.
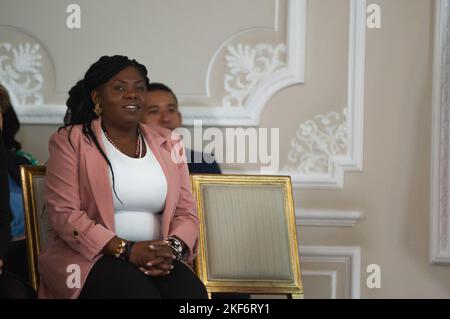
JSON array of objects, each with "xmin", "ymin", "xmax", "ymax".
[{"xmin": 141, "ymin": 82, "xmax": 221, "ymax": 174}]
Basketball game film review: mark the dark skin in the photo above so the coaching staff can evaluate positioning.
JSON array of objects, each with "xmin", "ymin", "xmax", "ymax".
[{"xmin": 91, "ymin": 66, "xmax": 186, "ymax": 276}]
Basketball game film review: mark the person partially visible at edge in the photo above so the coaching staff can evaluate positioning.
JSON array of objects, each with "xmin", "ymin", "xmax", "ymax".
[
  {"xmin": 140, "ymin": 82, "xmax": 221, "ymax": 174},
  {"xmin": 38, "ymin": 55, "xmax": 207, "ymax": 299},
  {"xmin": 0, "ymin": 86, "xmax": 36, "ymax": 298},
  {"xmin": 1, "ymin": 85, "xmax": 38, "ymax": 242}
]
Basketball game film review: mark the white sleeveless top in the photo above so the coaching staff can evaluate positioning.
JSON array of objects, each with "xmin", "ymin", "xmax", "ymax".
[{"xmin": 101, "ymin": 131, "xmax": 168, "ymax": 242}]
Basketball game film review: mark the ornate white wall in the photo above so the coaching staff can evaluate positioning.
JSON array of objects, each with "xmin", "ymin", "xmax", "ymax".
[{"xmin": 3, "ymin": 0, "xmax": 445, "ymax": 298}]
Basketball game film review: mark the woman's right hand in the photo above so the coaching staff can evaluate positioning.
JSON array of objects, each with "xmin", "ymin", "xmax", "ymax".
[{"xmin": 129, "ymin": 240, "xmax": 175, "ymax": 276}]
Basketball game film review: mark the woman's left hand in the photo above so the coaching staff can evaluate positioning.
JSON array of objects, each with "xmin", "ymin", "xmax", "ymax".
[{"xmin": 138, "ymin": 240, "xmax": 175, "ymax": 277}]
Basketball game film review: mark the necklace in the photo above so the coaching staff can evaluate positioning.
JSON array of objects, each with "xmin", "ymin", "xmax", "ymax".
[{"xmin": 103, "ymin": 127, "xmax": 143, "ymax": 158}]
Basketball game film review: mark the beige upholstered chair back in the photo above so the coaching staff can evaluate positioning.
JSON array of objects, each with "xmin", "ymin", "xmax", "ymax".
[
  {"xmin": 20, "ymin": 165, "xmax": 49, "ymax": 291},
  {"xmin": 191, "ymin": 174, "xmax": 303, "ymax": 299}
]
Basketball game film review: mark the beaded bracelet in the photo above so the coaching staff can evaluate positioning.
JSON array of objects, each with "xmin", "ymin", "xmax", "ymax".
[{"xmin": 113, "ymin": 239, "xmax": 127, "ymax": 259}]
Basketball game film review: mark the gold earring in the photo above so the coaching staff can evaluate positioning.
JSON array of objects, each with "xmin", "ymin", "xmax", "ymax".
[{"xmin": 93, "ymin": 103, "xmax": 102, "ymax": 116}]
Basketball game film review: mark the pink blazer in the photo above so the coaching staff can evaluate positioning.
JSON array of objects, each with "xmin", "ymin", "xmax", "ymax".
[{"xmin": 38, "ymin": 118, "xmax": 198, "ymax": 299}]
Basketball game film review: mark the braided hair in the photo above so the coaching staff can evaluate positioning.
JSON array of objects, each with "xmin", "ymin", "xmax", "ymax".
[
  {"xmin": 62, "ymin": 55, "xmax": 150, "ymax": 202},
  {"xmin": 64, "ymin": 55, "xmax": 150, "ymax": 126}
]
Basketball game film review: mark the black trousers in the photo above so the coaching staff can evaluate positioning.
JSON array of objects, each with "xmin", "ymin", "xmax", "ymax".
[
  {"xmin": 0, "ymin": 240, "xmax": 36, "ymax": 299},
  {"xmin": 79, "ymin": 256, "xmax": 208, "ymax": 299}
]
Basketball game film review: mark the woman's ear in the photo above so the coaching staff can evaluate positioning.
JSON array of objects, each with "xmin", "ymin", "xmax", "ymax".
[{"xmin": 91, "ymin": 90, "xmax": 99, "ymax": 105}]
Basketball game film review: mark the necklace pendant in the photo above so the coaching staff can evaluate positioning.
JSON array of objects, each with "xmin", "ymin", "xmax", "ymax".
[
  {"xmin": 103, "ymin": 127, "xmax": 142, "ymax": 158},
  {"xmin": 135, "ymin": 129, "xmax": 142, "ymax": 158}
]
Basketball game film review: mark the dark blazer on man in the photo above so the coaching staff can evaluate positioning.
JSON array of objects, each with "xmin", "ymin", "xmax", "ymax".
[{"xmin": 187, "ymin": 150, "xmax": 221, "ymax": 174}]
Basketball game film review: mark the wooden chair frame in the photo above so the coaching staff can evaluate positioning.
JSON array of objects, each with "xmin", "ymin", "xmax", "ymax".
[{"xmin": 20, "ymin": 165, "xmax": 47, "ymax": 291}]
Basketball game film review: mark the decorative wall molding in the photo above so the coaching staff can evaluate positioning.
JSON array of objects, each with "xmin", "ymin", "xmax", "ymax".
[
  {"xmin": 182, "ymin": 0, "xmax": 306, "ymax": 126},
  {"xmin": 430, "ymin": 0, "xmax": 450, "ymax": 264},
  {"xmin": 299, "ymin": 245, "xmax": 361, "ymax": 299},
  {"xmin": 283, "ymin": 0, "xmax": 366, "ymax": 189},
  {"xmin": 296, "ymin": 209, "xmax": 363, "ymax": 227},
  {"xmin": 17, "ymin": 103, "xmax": 66, "ymax": 124},
  {"xmin": 0, "ymin": 42, "xmax": 43, "ymax": 107},
  {"xmin": 284, "ymin": 108, "xmax": 348, "ymax": 175},
  {"xmin": 0, "ymin": 25, "xmax": 57, "ymax": 124},
  {"xmin": 301, "ymin": 270, "xmax": 337, "ymax": 299},
  {"xmin": 222, "ymin": 43, "xmax": 287, "ymax": 107},
  {"xmin": 7, "ymin": 0, "xmax": 304, "ymax": 126},
  {"xmin": 220, "ymin": 0, "xmax": 366, "ymax": 189}
]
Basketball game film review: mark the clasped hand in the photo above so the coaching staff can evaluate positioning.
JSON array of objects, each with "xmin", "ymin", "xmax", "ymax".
[{"xmin": 128, "ymin": 240, "xmax": 175, "ymax": 277}]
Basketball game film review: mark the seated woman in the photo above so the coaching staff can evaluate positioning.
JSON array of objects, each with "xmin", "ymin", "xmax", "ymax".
[
  {"xmin": 38, "ymin": 55, "xmax": 207, "ymax": 299},
  {"xmin": 0, "ymin": 86, "xmax": 36, "ymax": 299}
]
